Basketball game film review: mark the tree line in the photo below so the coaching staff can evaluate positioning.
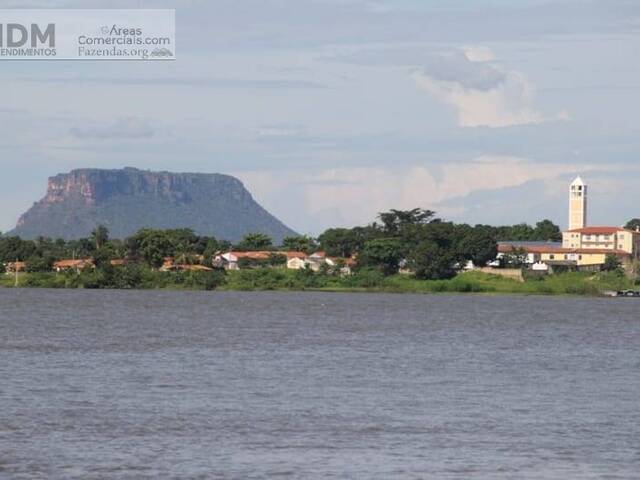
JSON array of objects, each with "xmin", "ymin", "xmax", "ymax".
[{"xmin": 0, "ymin": 209, "xmax": 569, "ymax": 280}]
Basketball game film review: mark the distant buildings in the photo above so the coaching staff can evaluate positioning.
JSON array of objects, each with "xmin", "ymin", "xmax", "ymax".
[
  {"xmin": 498, "ymin": 176, "xmax": 640, "ymax": 271},
  {"xmin": 5, "ymin": 261, "xmax": 26, "ymax": 273},
  {"xmin": 53, "ymin": 259, "xmax": 94, "ymax": 273},
  {"xmin": 213, "ymin": 251, "xmax": 275, "ymax": 271},
  {"xmin": 213, "ymin": 250, "xmax": 354, "ymax": 275}
]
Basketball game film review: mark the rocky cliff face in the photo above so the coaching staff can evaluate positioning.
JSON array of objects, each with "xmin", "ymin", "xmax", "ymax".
[{"xmin": 11, "ymin": 168, "xmax": 296, "ymax": 241}]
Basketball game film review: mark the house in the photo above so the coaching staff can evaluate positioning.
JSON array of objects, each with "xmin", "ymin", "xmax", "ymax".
[
  {"xmin": 213, "ymin": 251, "xmax": 274, "ymax": 270},
  {"xmin": 495, "ymin": 242, "xmax": 562, "ymax": 266},
  {"xmin": 335, "ymin": 256, "xmax": 356, "ymax": 276},
  {"xmin": 307, "ymin": 251, "xmax": 334, "ymax": 272},
  {"xmin": 4, "ymin": 261, "xmax": 26, "ymax": 274},
  {"xmin": 53, "ymin": 259, "xmax": 94, "ymax": 273},
  {"xmin": 212, "ymin": 250, "xmax": 353, "ymax": 273},
  {"xmin": 398, "ymin": 258, "xmax": 412, "ymax": 275},
  {"xmin": 286, "ymin": 251, "xmax": 308, "ymax": 270}
]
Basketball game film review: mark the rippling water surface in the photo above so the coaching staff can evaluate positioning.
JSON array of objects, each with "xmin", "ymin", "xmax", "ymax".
[{"xmin": 1, "ymin": 289, "xmax": 639, "ymax": 479}]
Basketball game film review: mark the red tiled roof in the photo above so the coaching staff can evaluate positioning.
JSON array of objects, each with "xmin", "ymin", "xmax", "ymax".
[
  {"xmin": 567, "ymin": 226, "xmax": 633, "ymax": 234},
  {"xmin": 230, "ymin": 251, "xmax": 274, "ymax": 260},
  {"xmin": 285, "ymin": 251, "xmax": 307, "ymax": 259},
  {"xmin": 54, "ymin": 259, "xmax": 94, "ymax": 268}
]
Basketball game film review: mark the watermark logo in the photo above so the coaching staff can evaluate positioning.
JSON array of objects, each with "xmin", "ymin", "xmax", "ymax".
[
  {"xmin": 0, "ymin": 10, "xmax": 174, "ymax": 60},
  {"xmin": 0, "ymin": 23, "xmax": 55, "ymax": 57},
  {"xmin": 0, "ymin": 23, "xmax": 55, "ymax": 47}
]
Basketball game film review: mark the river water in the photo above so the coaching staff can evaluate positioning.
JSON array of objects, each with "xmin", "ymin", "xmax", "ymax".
[{"xmin": 1, "ymin": 289, "xmax": 639, "ymax": 479}]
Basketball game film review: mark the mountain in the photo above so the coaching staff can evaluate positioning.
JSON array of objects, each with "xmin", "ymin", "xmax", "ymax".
[{"xmin": 8, "ymin": 167, "xmax": 297, "ymax": 242}]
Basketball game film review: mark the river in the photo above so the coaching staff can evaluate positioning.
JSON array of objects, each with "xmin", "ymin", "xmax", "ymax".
[{"xmin": 1, "ymin": 289, "xmax": 639, "ymax": 478}]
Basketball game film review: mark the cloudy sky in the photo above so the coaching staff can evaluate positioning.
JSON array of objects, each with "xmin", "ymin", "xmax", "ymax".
[{"xmin": 1, "ymin": 0, "xmax": 640, "ymax": 235}]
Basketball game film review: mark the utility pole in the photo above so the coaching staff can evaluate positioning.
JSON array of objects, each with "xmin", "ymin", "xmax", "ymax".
[{"xmin": 14, "ymin": 258, "xmax": 19, "ymax": 288}]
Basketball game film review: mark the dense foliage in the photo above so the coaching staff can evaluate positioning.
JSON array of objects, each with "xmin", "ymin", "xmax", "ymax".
[
  {"xmin": 316, "ymin": 209, "xmax": 499, "ymax": 280},
  {"xmin": 0, "ymin": 209, "xmax": 569, "ymax": 288},
  {"xmin": 625, "ymin": 218, "xmax": 640, "ymax": 231}
]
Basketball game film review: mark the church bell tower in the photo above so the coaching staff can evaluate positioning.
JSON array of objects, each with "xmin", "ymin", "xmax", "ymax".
[{"xmin": 569, "ymin": 176, "xmax": 587, "ymax": 230}]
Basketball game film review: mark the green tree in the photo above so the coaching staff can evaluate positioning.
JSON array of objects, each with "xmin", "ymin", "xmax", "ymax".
[
  {"xmin": 456, "ymin": 228, "xmax": 498, "ymax": 267},
  {"xmin": 91, "ymin": 225, "xmax": 110, "ymax": 251},
  {"xmin": 603, "ymin": 254, "xmax": 623, "ymax": 273},
  {"xmin": 268, "ymin": 253, "xmax": 287, "ymax": 266},
  {"xmin": 495, "ymin": 223, "xmax": 529, "ymax": 241},
  {"xmin": 92, "ymin": 248, "xmax": 113, "ymax": 269},
  {"xmin": 127, "ymin": 229, "xmax": 177, "ymax": 268},
  {"xmin": 624, "ymin": 219, "xmax": 640, "ymax": 231},
  {"xmin": 235, "ymin": 233, "xmax": 273, "ymax": 251},
  {"xmin": 378, "ymin": 208, "xmax": 436, "ymax": 234},
  {"xmin": 318, "ymin": 227, "xmax": 376, "ymax": 257},
  {"xmin": 201, "ymin": 238, "xmax": 221, "ymax": 266},
  {"xmin": 282, "ymin": 235, "xmax": 318, "ymax": 253},
  {"xmin": 25, "ymin": 255, "xmax": 55, "ymax": 273},
  {"xmin": 357, "ymin": 238, "xmax": 404, "ymax": 276},
  {"xmin": 534, "ymin": 219, "xmax": 562, "ymax": 241},
  {"xmin": 407, "ymin": 240, "xmax": 457, "ymax": 280},
  {"xmin": 0, "ymin": 237, "xmax": 36, "ymax": 262}
]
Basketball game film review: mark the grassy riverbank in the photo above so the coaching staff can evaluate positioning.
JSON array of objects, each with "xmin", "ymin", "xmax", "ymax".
[{"xmin": 0, "ymin": 267, "xmax": 635, "ymax": 296}]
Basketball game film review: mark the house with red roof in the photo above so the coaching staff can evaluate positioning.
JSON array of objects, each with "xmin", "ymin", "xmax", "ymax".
[{"xmin": 53, "ymin": 259, "xmax": 95, "ymax": 273}]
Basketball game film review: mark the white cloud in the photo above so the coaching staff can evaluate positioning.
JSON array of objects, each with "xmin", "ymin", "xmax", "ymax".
[
  {"xmin": 413, "ymin": 47, "xmax": 564, "ymax": 128},
  {"xmin": 463, "ymin": 45, "xmax": 495, "ymax": 62},
  {"xmin": 235, "ymin": 156, "xmax": 600, "ymax": 233}
]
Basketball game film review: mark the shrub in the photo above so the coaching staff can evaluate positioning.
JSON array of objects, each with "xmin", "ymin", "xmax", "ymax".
[
  {"xmin": 343, "ymin": 268, "xmax": 386, "ymax": 288},
  {"xmin": 21, "ymin": 273, "xmax": 66, "ymax": 288}
]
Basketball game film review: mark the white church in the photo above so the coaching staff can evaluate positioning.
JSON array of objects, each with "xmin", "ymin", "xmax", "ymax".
[{"xmin": 499, "ymin": 176, "xmax": 640, "ymax": 270}]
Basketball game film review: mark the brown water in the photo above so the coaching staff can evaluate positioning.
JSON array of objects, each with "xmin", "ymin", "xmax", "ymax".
[{"xmin": 1, "ymin": 289, "xmax": 639, "ymax": 479}]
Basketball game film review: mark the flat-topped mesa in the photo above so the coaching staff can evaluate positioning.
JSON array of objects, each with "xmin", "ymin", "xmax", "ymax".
[
  {"xmin": 45, "ymin": 170, "xmax": 99, "ymax": 205},
  {"xmin": 11, "ymin": 167, "xmax": 296, "ymax": 241},
  {"xmin": 42, "ymin": 168, "xmax": 248, "ymax": 205}
]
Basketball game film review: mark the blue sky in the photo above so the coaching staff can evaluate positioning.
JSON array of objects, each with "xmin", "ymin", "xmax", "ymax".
[{"xmin": 1, "ymin": 0, "xmax": 640, "ymax": 235}]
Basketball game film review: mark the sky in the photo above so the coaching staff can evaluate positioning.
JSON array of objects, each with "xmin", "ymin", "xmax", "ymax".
[{"xmin": 1, "ymin": 0, "xmax": 640, "ymax": 235}]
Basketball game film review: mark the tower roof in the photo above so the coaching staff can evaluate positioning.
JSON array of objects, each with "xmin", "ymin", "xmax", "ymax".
[{"xmin": 571, "ymin": 175, "xmax": 586, "ymax": 186}]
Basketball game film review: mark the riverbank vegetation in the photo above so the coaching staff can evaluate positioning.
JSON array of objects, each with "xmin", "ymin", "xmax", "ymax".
[
  {"xmin": 0, "ymin": 209, "xmax": 634, "ymax": 295},
  {"xmin": 0, "ymin": 268, "xmax": 633, "ymax": 296}
]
